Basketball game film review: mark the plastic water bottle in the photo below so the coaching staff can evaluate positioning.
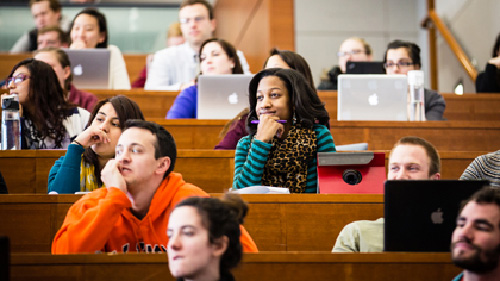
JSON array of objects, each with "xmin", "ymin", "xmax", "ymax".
[
  {"xmin": 1, "ymin": 94, "xmax": 21, "ymax": 150},
  {"xmin": 407, "ymin": 70, "xmax": 425, "ymax": 121}
]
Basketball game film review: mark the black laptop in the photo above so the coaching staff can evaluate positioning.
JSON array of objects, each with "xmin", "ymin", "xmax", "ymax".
[
  {"xmin": 384, "ymin": 180, "xmax": 489, "ymax": 252},
  {"xmin": 345, "ymin": 61, "xmax": 385, "ymax": 74}
]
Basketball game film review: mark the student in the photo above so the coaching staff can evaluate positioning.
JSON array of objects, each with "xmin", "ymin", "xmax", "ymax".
[
  {"xmin": 232, "ymin": 68, "xmax": 335, "ymax": 193},
  {"xmin": 7, "ymin": 58, "xmax": 89, "ymax": 149},
  {"xmin": 476, "ymin": 32, "xmax": 500, "ymax": 93},
  {"xmin": 451, "ymin": 186, "xmax": 500, "ymax": 281},
  {"xmin": 168, "ymin": 195, "xmax": 247, "ymax": 281},
  {"xmin": 145, "ymin": 0, "xmax": 250, "ymax": 90},
  {"xmin": 318, "ymin": 37, "xmax": 373, "ymax": 90},
  {"xmin": 131, "ymin": 22, "xmax": 185, "ymax": 89},
  {"xmin": 69, "ymin": 8, "xmax": 131, "ymax": 89},
  {"xmin": 37, "ymin": 26, "xmax": 68, "ymax": 50},
  {"xmin": 11, "ymin": 0, "xmax": 67, "ymax": 52},
  {"xmin": 332, "ymin": 136, "xmax": 441, "ymax": 252},
  {"xmin": 214, "ymin": 48, "xmax": 316, "ymax": 150},
  {"xmin": 35, "ymin": 48, "xmax": 98, "ymax": 112},
  {"xmin": 51, "ymin": 120, "xmax": 257, "ymax": 253},
  {"xmin": 166, "ymin": 38, "xmax": 243, "ymax": 119},
  {"xmin": 460, "ymin": 150, "xmax": 500, "ymax": 187},
  {"xmin": 383, "ymin": 40, "xmax": 446, "ymax": 120},
  {"xmin": 48, "ymin": 95, "xmax": 144, "ymax": 194}
]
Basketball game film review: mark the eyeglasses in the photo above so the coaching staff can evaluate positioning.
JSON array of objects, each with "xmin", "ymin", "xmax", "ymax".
[
  {"xmin": 337, "ymin": 49, "xmax": 365, "ymax": 57},
  {"xmin": 384, "ymin": 62, "xmax": 414, "ymax": 69},
  {"xmin": 179, "ymin": 16, "xmax": 207, "ymax": 25},
  {"xmin": 6, "ymin": 74, "xmax": 30, "ymax": 87}
]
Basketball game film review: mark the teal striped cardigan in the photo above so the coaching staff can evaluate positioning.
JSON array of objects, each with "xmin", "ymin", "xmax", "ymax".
[{"xmin": 232, "ymin": 124, "xmax": 335, "ymax": 193}]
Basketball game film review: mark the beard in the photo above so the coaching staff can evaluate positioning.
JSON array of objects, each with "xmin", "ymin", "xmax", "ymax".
[{"xmin": 451, "ymin": 240, "xmax": 500, "ymax": 273}]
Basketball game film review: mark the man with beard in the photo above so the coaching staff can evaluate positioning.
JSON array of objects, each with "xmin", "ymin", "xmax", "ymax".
[{"xmin": 451, "ymin": 186, "xmax": 500, "ymax": 281}]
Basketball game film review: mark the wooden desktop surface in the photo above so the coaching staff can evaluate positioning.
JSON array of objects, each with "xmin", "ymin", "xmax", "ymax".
[
  {"xmin": 0, "ymin": 149, "xmax": 487, "ymax": 194},
  {"xmin": 0, "ymin": 193, "xmax": 383, "ymax": 252},
  {"xmin": 0, "ymin": 149, "xmax": 235, "ymax": 194},
  {"xmin": 152, "ymin": 118, "xmax": 500, "ymax": 150},
  {"xmin": 10, "ymin": 252, "xmax": 461, "ymax": 281}
]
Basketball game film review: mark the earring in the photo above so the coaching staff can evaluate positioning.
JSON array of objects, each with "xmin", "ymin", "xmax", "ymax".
[{"xmin": 293, "ymin": 111, "xmax": 296, "ymax": 125}]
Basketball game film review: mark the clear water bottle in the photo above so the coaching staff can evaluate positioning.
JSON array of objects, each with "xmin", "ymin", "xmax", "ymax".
[
  {"xmin": 407, "ymin": 70, "xmax": 425, "ymax": 121},
  {"xmin": 1, "ymin": 94, "xmax": 21, "ymax": 150}
]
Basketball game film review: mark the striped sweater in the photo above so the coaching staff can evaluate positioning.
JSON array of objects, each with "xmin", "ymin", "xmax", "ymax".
[
  {"xmin": 460, "ymin": 150, "xmax": 500, "ymax": 187},
  {"xmin": 232, "ymin": 124, "xmax": 335, "ymax": 193}
]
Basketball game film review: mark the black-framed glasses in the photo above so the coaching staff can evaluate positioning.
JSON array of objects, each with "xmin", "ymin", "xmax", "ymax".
[
  {"xmin": 6, "ymin": 74, "xmax": 30, "ymax": 87},
  {"xmin": 384, "ymin": 61, "xmax": 414, "ymax": 69}
]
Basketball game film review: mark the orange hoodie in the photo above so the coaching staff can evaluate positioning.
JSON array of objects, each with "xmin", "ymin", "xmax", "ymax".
[{"xmin": 52, "ymin": 172, "xmax": 258, "ymax": 253}]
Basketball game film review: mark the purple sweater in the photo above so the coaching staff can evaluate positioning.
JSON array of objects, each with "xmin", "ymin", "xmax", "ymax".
[{"xmin": 214, "ymin": 113, "xmax": 249, "ymax": 150}]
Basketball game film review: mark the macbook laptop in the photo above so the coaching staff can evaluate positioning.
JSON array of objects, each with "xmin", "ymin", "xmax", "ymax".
[
  {"xmin": 63, "ymin": 49, "xmax": 111, "ymax": 89},
  {"xmin": 337, "ymin": 74, "xmax": 408, "ymax": 121},
  {"xmin": 384, "ymin": 180, "xmax": 489, "ymax": 252},
  {"xmin": 197, "ymin": 74, "xmax": 253, "ymax": 119},
  {"xmin": 317, "ymin": 151, "xmax": 386, "ymax": 194},
  {"xmin": 345, "ymin": 61, "xmax": 385, "ymax": 74}
]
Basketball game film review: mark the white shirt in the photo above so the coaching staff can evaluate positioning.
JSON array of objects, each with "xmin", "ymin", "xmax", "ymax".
[
  {"xmin": 145, "ymin": 42, "xmax": 251, "ymax": 90},
  {"xmin": 108, "ymin": 44, "xmax": 131, "ymax": 89}
]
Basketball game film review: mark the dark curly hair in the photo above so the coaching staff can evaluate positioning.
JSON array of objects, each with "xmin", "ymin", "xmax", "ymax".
[
  {"xmin": 9, "ymin": 58, "xmax": 74, "ymax": 148},
  {"xmin": 247, "ymin": 68, "xmax": 330, "ymax": 136},
  {"xmin": 173, "ymin": 194, "xmax": 247, "ymax": 279},
  {"xmin": 263, "ymin": 48, "xmax": 316, "ymax": 88},
  {"xmin": 82, "ymin": 95, "xmax": 145, "ymax": 187},
  {"xmin": 492, "ymin": 32, "xmax": 500, "ymax": 58}
]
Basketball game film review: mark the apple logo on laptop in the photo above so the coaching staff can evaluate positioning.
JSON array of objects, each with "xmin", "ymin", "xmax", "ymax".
[
  {"xmin": 73, "ymin": 64, "xmax": 83, "ymax": 76},
  {"xmin": 431, "ymin": 208, "xmax": 444, "ymax": 224},
  {"xmin": 228, "ymin": 92, "xmax": 238, "ymax": 105},
  {"xmin": 368, "ymin": 93, "xmax": 379, "ymax": 106}
]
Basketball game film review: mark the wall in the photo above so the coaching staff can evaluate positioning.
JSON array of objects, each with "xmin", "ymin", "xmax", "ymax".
[{"xmin": 436, "ymin": 0, "xmax": 500, "ymax": 93}]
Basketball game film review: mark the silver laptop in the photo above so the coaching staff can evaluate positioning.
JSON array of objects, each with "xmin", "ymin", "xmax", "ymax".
[
  {"xmin": 63, "ymin": 49, "xmax": 111, "ymax": 89},
  {"xmin": 197, "ymin": 74, "xmax": 253, "ymax": 119},
  {"xmin": 338, "ymin": 74, "xmax": 408, "ymax": 121}
]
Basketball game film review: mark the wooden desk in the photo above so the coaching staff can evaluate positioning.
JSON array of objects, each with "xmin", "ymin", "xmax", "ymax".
[
  {"xmin": 317, "ymin": 91, "xmax": 500, "ymax": 121},
  {"xmin": 10, "ymin": 252, "xmax": 461, "ymax": 281},
  {"xmin": 0, "ymin": 194, "xmax": 383, "ymax": 252},
  {"xmin": 0, "ymin": 149, "xmax": 235, "ymax": 194},
  {"xmin": 88, "ymin": 89, "xmax": 179, "ymax": 119},
  {"xmin": 0, "ymin": 149, "xmax": 486, "ymax": 195},
  {"xmin": 154, "ymin": 118, "xmax": 500, "ymax": 151}
]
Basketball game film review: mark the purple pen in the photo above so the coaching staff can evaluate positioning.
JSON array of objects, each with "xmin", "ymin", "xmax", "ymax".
[{"xmin": 251, "ymin": 120, "xmax": 287, "ymax": 124}]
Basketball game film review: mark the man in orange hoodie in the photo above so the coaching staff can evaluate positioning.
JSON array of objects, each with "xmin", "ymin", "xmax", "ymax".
[{"xmin": 52, "ymin": 120, "xmax": 257, "ymax": 253}]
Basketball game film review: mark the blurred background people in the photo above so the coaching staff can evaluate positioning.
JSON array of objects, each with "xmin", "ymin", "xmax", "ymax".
[
  {"xmin": 35, "ymin": 48, "xmax": 98, "ymax": 112},
  {"xmin": 11, "ymin": 0, "xmax": 68, "ymax": 53},
  {"xmin": 383, "ymin": 40, "xmax": 446, "ymax": 120},
  {"xmin": 166, "ymin": 38, "xmax": 243, "ymax": 119},
  {"xmin": 318, "ymin": 37, "xmax": 373, "ymax": 90},
  {"xmin": 476, "ymin": 32, "xmax": 500, "ymax": 93},
  {"xmin": 69, "ymin": 8, "xmax": 131, "ymax": 89}
]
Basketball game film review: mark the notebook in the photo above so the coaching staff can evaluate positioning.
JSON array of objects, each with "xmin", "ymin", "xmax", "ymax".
[
  {"xmin": 197, "ymin": 74, "xmax": 253, "ymax": 119},
  {"xmin": 345, "ymin": 61, "xmax": 385, "ymax": 74},
  {"xmin": 63, "ymin": 48, "xmax": 111, "ymax": 89},
  {"xmin": 384, "ymin": 180, "xmax": 489, "ymax": 252},
  {"xmin": 337, "ymin": 74, "xmax": 408, "ymax": 121},
  {"xmin": 317, "ymin": 151, "xmax": 386, "ymax": 194}
]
